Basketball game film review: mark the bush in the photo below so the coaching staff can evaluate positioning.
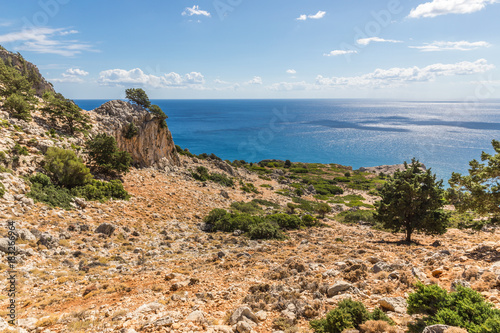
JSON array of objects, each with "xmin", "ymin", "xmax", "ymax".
[
  {"xmin": 44, "ymin": 147, "xmax": 92, "ymax": 188},
  {"xmin": 314, "ymin": 184, "xmax": 344, "ymax": 196},
  {"xmin": 241, "ymin": 182, "xmax": 259, "ymax": 193},
  {"xmin": 28, "ymin": 181, "xmax": 73, "ymax": 209},
  {"xmin": 11, "ymin": 143, "xmax": 29, "ymax": 156},
  {"xmin": 302, "ymin": 214, "xmax": 317, "ymax": 226},
  {"xmin": 252, "ymin": 199, "xmax": 280, "ymax": 209},
  {"xmin": 231, "ymin": 201, "xmax": 262, "ymax": 214},
  {"xmin": 317, "ymin": 203, "xmax": 331, "ymax": 218},
  {"xmin": 310, "ymin": 299, "xmax": 393, "ymax": 333},
  {"xmin": 248, "ymin": 220, "xmax": 285, "ymax": 240},
  {"xmin": 192, "ymin": 166, "xmax": 234, "ymax": 186},
  {"xmin": 266, "ymin": 213, "xmax": 302, "ymax": 230},
  {"xmin": 71, "ymin": 179, "xmax": 129, "ymax": 201},
  {"xmin": 337, "ymin": 210, "xmax": 375, "ymax": 224},
  {"xmin": 85, "ymin": 133, "xmax": 132, "ymax": 174},
  {"xmin": 4, "ymin": 93, "xmax": 32, "ymax": 121},
  {"xmin": 149, "ymin": 104, "xmax": 168, "ymax": 128},
  {"xmin": 123, "ymin": 122, "xmax": 139, "ymax": 139},
  {"xmin": 407, "ymin": 283, "xmax": 500, "ymax": 333},
  {"xmin": 0, "ymin": 182, "xmax": 5, "ymax": 198}
]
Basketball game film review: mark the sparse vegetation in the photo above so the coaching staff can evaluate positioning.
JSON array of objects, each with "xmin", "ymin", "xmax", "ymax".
[
  {"xmin": 85, "ymin": 133, "xmax": 132, "ymax": 175},
  {"xmin": 192, "ymin": 166, "xmax": 234, "ymax": 187}
]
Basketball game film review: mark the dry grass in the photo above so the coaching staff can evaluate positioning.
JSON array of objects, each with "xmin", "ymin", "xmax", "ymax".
[{"xmin": 359, "ymin": 320, "xmax": 400, "ymax": 333}]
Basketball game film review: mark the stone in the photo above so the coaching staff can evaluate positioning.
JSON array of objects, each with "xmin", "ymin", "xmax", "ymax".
[
  {"xmin": 229, "ymin": 306, "xmax": 258, "ymax": 325},
  {"xmin": 199, "ymin": 223, "xmax": 213, "ymax": 232},
  {"xmin": 0, "ymin": 238, "xmax": 13, "ymax": 253},
  {"xmin": 95, "ymin": 223, "xmax": 116, "ymax": 237},
  {"xmin": 186, "ymin": 310, "xmax": 205, "ymax": 323},
  {"xmin": 422, "ymin": 325, "xmax": 451, "ymax": 333},
  {"xmin": 37, "ymin": 232, "xmax": 57, "ymax": 249},
  {"xmin": 327, "ymin": 281, "xmax": 353, "ymax": 297},
  {"xmin": 412, "ymin": 267, "xmax": 427, "ymax": 281},
  {"xmin": 220, "ymin": 190, "xmax": 230, "ymax": 199},
  {"xmin": 255, "ymin": 310, "xmax": 267, "ymax": 321},
  {"xmin": 432, "ymin": 267, "xmax": 445, "ymax": 277},
  {"xmin": 236, "ymin": 321, "xmax": 253, "ymax": 333},
  {"xmin": 371, "ymin": 261, "xmax": 391, "ymax": 273},
  {"xmin": 378, "ymin": 297, "xmax": 407, "ymax": 313},
  {"xmin": 135, "ymin": 302, "xmax": 164, "ymax": 313},
  {"xmin": 281, "ymin": 309, "xmax": 296, "ymax": 321},
  {"xmin": 17, "ymin": 317, "xmax": 38, "ymax": 330}
]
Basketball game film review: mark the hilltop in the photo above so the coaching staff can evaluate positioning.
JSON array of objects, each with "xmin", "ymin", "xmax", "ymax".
[{"xmin": 0, "ymin": 48, "xmax": 499, "ymax": 333}]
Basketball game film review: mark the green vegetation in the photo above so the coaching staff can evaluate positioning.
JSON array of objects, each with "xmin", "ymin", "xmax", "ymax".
[
  {"xmin": 191, "ymin": 166, "xmax": 234, "ymax": 187},
  {"xmin": 316, "ymin": 202, "xmax": 331, "ymax": 218},
  {"xmin": 310, "ymin": 298, "xmax": 394, "ymax": 333},
  {"xmin": 375, "ymin": 159, "xmax": 449, "ymax": 243},
  {"xmin": 11, "ymin": 143, "xmax": 29, "ymax": 156},
  {"xmin": 4, "ymin": 93, "xmax": 33, "ymax": 121},
  {"xmin": 407, "ymin": 283, "xmax": 500, "ymax": 333},
  {"xmin": 448, "ymin": 139, "xmax": 500, "ymax": 223},
  {"xmin": 0, "ymin": 55, "xmax": 34, "ymax": 97},
  {"xmin": 241, "ymin": 182, "xmax": 259, "ymax": 194},
  {"xmin": 125, "ymin": 88, "xmax": 151, "ymax": 108},
  {"xmin": 0, "ymin": 182, "xmax": 5, "ymax": 198},
  {"xmin": 175, "ymin": 145, "xmax": 194, "ymax": 157},
  {"xmin": 149, "ymin": 104, "xmax": 168, "ymax": 128},
  {"xmin": 204, "ymin": 205, "xmax": 320, "ymax": 239},
  {"xmin": 42, "ymin": 92, "xmax": 92, "ymax": 135},
  {"xmin": 43, "ymin": 147, "xmax": 92, "ymax": 188},
  {"xmin": 85, "ymin": 133, "xmax": 132, "ymax": 175},
  {"xmin": 123, "ymin": 122, "xmax": 139, "ymax": 139},
  {"xmin": 336, "ymin": 210, "xmax": 375, "ymax": 224}
]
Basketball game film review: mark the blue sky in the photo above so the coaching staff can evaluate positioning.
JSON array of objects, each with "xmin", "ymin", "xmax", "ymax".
[{"xmin": 0, "ymin": 0, "xmax": 499, "ymax": 100}]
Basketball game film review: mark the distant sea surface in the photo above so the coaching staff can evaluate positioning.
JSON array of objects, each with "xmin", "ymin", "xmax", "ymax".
[{"xmin": 74, "ymin": 99, "xmax": 500, "ymax": 183}]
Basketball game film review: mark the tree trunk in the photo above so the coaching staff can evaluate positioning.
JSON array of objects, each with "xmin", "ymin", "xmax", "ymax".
[{"xmin": 406, "ymin": 227, "xmax": 412, "ymax": 243}]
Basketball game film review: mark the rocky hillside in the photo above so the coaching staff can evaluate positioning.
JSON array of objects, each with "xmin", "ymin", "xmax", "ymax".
[
  {"xmin": 0, "ymin": 49, "xmax": 499, "ymax": 333},
  {"xmin": 0, "ymin": 47, "xmax": 54, "ymax": 96}
]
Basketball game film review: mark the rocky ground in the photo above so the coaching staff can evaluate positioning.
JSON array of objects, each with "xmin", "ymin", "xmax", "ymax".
[{"xmin": 1, "ymin": 152, "xmax": 500, "ymax": 333}]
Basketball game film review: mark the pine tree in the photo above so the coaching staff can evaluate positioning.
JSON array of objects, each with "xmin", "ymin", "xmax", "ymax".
[{"xmin": 375, "ymin": 159, "xmax": 449, "ymax": 243}]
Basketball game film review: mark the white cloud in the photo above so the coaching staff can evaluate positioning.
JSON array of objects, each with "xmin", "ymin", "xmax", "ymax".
[
  {"xmin": 286, "ymin": 69, "xmax": 297, "ymax": 74},
  {"xmin": 296, "ymin": 10, "xmax": 326, "ymax": 20},
  {"xmin": 64, "ymin": 68, "xmax": 89, "ymax": 77},
  {"xmin": 182, "ymin": 5, "xmax": 211, "ymax": 17},
  {"xmin": 245, "ymin": 76, "xmax": 263, "ymax": 85},
  {"xmin": 0, "ymin": 20, "xmax": 13, "ymax": 27},
  {"xmin": 0, "ymin": 27, "xmax": 96, "ymax": 56},
  {"xmin": 356, "ymin": 37, "xmax": 403, "ymax": 46},
  {"xmin": 324, "ymin": 50, "xmax": 358, "ymax": 57},
  {"xmin": 316, "ymin": 59, "xmax": 495, "ymax": 88},
  {"xmin": 268, "ymin": 81, "xmax": 312, "ymax": 91},
  {"xmin": 409, "ymin": 40, "xmax": 492, "ymax": 51},
  {"xmin": 408, "ymin": 0, "xmax": 499, "ymax": 18},
  {"xmin": 98, "ymin": 68, "xmax": 205, "ymax": 88}
]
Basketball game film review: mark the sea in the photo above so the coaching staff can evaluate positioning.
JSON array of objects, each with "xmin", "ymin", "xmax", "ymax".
[{"xmin": 74, "ymin": 99, "xmax": 500, "ymax": 184}]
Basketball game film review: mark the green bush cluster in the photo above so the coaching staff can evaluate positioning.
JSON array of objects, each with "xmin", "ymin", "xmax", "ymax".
[
  {"xmin": 336, "ymin": 210, "xmax": 375, "ymax": 224},
  {"xmin": 175, "ymin": 145, "xmax": 195, "ymax": 157},
  {"xmin": 4, "ymin": 93, "xmax": 33, "ymax": 121},
  {"xmin": 28, "ymin": 173, "xmax": 129, "ymax": 209},
  {"xmin": 251, "ymin": 198, "xmax": 280, "ymax": 209},
  {"xmin": 11, "ymin": 143, "xmax": 29, "ymax": 156},
  {"xmin": 407, "ymin": 283, "xmax": 500, "ymax": 333},
  {"xmin": 310, "ymin": 298, "xmax": 394, "ymax": 333},
  {"xmin": 44, "ymin": 147, "xmax": 93, "ymax": 188},
  {"xmin": 241, "ymin": 182, "xmax": 259, "ymax": 193},
  {"xmin": 42, "ymin": 91, "xmax": 92, "ymax": 135},
  {"xmin": 192, "ymin": 166, "xmax": 234, "ymax": 187},
  {"xmin": 0, "ymin": 182, "xmax": 5, "ymax": 198},
  {"xmin": 85, "ymin": 133, "xmax": 132, "ymax": 175},
  {"xmin": 230, "ymin": 201, "xmax": 263, "ymax": 214},
  {"xmin": 123, "ymin": 122, "xmax": 139, "ymax": 139},
  {"xmin": 204, "ymin": 208, "xmax": 318, "ymax": 240},
  {"xmin": 314, "ymin": 183, "xmax": 344, "ymax": 196}
]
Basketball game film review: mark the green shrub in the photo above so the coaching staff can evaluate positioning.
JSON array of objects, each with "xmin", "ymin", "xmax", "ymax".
[
  {"xmin": 204, "ymin": 208, "xmax": 229, "ymax": 224},
  {"xmin": 314, "ymin": 184, "xmax": 344, "ymax": 196},
  {"xmin": 42, "ymin": 92, "xmax": 92, "ymax": 135},
  {"xmin": 0, "ymin": 182, "xmax": 5, "ymax": 198},
  {"xmin": 85, "ymin": 133, "xmax": 132, "ymax": 174},
  {"xmin": 71, "ymin": 179, "xmax": 129, "ymax": 201},
  {"xmin": 337, "ymin": 210, "xmax": 375, "ymax": 224},
  {"xmin": 292, "ymin": 197, "xmax": 317, "ymax": 212},
  {"xmin": 4, "ymin": 93, "xmax": 32, "ymax": 121},
  {"xmin": 175, "ymin": 145, "xmax": 194, "ymax": 157},
  {"xmin": 149, "ymin": 104, "xmax": 168, "ymax": 128},
  {"xmin": 252, "ymin": 198, "xmax": 280, "ymax": 209},
  {"xmin": 317, "ymin": 203, "xmax": 331, "ymax": 218},
  {"xmin": 290, "ymin": 168, "xmax": 309, "ymax": 174},
  {"xmin": 241, "ymin": 182, "xmax": 259, "ymax": 193},
  {"xmin": 334, "ymin": 176, "xmax": 350, "ymax": 183},
  {"xmin": 123, "ymin": 122, "xmax": 139, "ymax": 139},
  {"xmin": 230, "ymin": 201, "xmax": 262, "ymax": 214},
  {"xmin": 11, "ymin": 143, "xmax": 29, "ymax": 156},
  {"xmin": 29, "ymin": 173, "xmax": 51, "ymax": 186},
  {"xmin": 44, "ymin": 147, "xmax": 92, "ymax": 188},
  {"xmin": 208, "ymin": 172, "xmax": 234, "ymax": 187},
  {"xmin": 310, "ymin": 299, "xmax": 392, "ymax": 333},
  {"xmin": 266, "ymin": 213, "xmax": 302, "ymax": 230},
  {"xmin": 302, "ymin": 214, "xmax": 316, "ymax": 226},
  {"xmin": 248, "ymin": 220, "xmax": 285, "ymax": 240},
  {"xmin": 28, "ymin": 174, "xmax": 73, "ymax": 209},
  {"xmin": 407, "ymin": 283, "xmax": 500, "ymax": 333}
]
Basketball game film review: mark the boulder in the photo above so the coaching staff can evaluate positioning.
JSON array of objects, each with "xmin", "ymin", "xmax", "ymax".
[
  {"xmin": 378, "ymin": 297, "xmax": 407, "ymax": 313},
  {"xmin": 95, "ymin": 223, "xmax": 116, "ymax": 237},
  {"xmin": 135, "ymin": 302, "xmax": 164, "ymax": 313},
  {"xmin": 327, "ymin": 281, "xmax": 353, "ymax": 297},
  {"xmin": 422, "ymin": 325, "xmax": 451, "ymax": 333},
  {"xmin": 0, "ymin": 238, "xmax": 13, "ymax": 253},
  {"xmin": 229, "ymin": 306, "xmax": 258, "ymax": 325},
  {"xmin": 236, "ymin": 321, "xmax": 253, "ymax": 333},
  {"xmin": 186, "ymin": 310, "xmax": 205, "ymax": 323}
]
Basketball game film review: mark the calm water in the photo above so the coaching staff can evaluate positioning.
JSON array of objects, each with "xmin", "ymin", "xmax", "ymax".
[{"xmin": 74, "ymin": 99, "xmax": 500, "ymax": 183}]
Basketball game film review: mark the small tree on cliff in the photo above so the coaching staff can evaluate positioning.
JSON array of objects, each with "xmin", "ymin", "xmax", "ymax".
[
  {"xmin": 85, "ymin": 133, "xmax": 132, "ymax": 175},
  {"xmin": 149, "ymin": 104, "xmax": 168, "ymax": 128},
  {"xmin": 125, "ymin": 88, "xmax": 151, "ymax": 109},
  {"xmin": 375, "ymin": 159, "xmax": 449, "ymax": 243}
]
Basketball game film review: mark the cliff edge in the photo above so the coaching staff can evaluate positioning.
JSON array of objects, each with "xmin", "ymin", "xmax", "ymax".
[{"xmin": 90, "ymin": 100, "xmax": 180, "ymax": 169}]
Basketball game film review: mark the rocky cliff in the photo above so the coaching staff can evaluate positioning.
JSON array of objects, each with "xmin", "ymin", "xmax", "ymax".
[
  {"xmin": 0, "ymin": 47, "xmax": 55, "ymax": 96},
  {"xmin": 90, "ymin": 100, "xmax": 180, "ymax": 168}
]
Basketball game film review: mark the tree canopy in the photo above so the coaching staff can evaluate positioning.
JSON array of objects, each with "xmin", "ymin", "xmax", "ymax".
[
  {"xmin": 42, "ymin": 91, "xmax": 92, "ymax": 135},
  {"xmin": 375, "ymin": 159, "xmax": 449, "ymax": 243},
  {"xmin": 448, "ymin": 140, "xmax": 500, "ymax": 222},
  {"xmin": 125, "ymin": 88, "xmax": 151, "ymax": 109}
]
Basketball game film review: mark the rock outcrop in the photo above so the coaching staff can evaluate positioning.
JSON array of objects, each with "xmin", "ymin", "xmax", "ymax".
[
  {"xmin": 0, "ymin": 47, "xmax": 55, "ymax": 96},
  {"xmin": 358, "ymin": 163, "xmax": 427, "ymax": 175},
  {"xmin": 91, "ymin": 100, "xmax": 180, "ymax": 168}
]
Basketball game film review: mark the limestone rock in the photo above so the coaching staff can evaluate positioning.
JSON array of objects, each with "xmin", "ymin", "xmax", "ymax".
[
  {"xmin": 422, "ymin": 325, "xmax": 452, "ymax": 333},
  {"xmin": 186, "ymin": 310, "xmax": 205, "ymax": 323},
  {"xmin": 378, "ymin": 297, "xmax": 407, "ymax": 313},
  {"xmin": 236, "ymin": 321, "xmax": 253, "ymax": 333},
  {"xmin": 91, "ymin": 100, "xmax": 180, "ymax": 168},
  {"xmin": 327, "ymin": 281, "xmax": 353, "ymax": 297},
  {"xmin": 229, "ymin": 306, "xmax": 258, "ymax": 325},
  {"xmin": 95, "ymin": 223, "xmax": 116, "ymax": 237},
  {"xmin": 0, "ymin": 238, "xmax": 13, "ymax": 253},
  {"xmin": 135, "ymin": 302, "xmax": 164, "ymax": 313}
]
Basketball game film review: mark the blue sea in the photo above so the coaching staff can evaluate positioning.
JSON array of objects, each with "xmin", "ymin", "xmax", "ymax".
[{"xmin": 74, "ymin": 99, "xmax": 500, "ymax": 183}]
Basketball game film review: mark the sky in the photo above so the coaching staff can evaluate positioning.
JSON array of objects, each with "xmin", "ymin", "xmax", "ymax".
[{"xmin": 0, "ymin": 0, "xmax": 499, "ymax": 100}]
